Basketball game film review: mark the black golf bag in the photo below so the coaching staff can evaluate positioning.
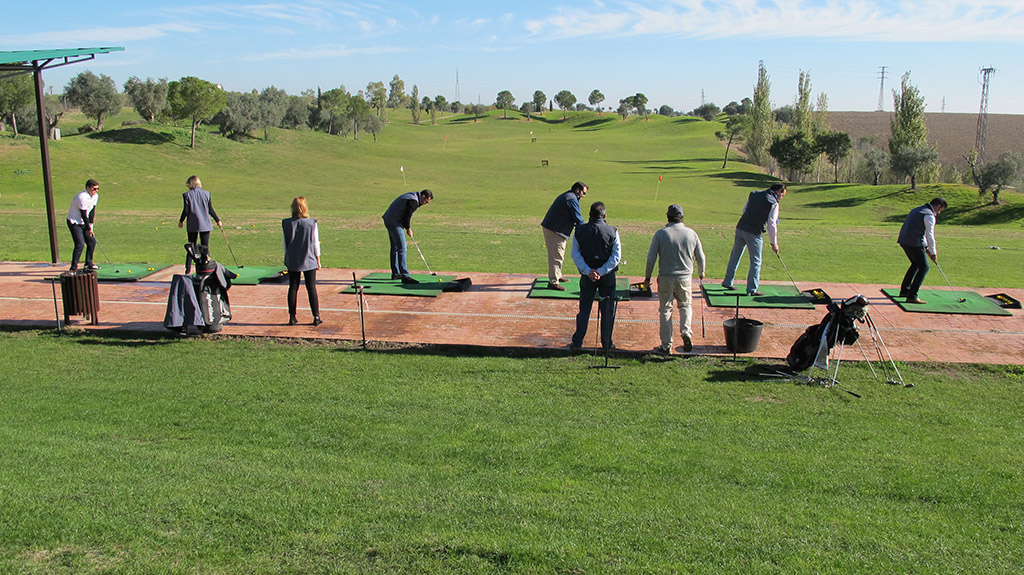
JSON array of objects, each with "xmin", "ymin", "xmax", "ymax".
[
  {"xmin": 786, "ymin": 295, "xmax": 869, "ymax": 371},
  {"xmin": 191, "ymin": 243, "xmax": 236, "ymax": 332}
]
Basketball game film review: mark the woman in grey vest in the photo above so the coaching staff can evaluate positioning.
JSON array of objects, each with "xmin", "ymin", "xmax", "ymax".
[
  {"xmin": 282, "ymin": 197, "xmax": 322, "ymax": 326},
  {"xmin": 178, "ymin": 175, "xmax": 222, "ymax": 273}
]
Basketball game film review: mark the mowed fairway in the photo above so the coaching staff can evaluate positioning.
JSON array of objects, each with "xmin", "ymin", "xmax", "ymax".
[
  {"xmin": 2, "ymin": 108, "xmax": 1022, "ymax": 286},
  {"xmin": 1, "ymin": 331, "xmax": 1023, "ymax": 574},
  {"xmin": 2, "ymin": 110, "xmax": 1024, "ymax": 573}
]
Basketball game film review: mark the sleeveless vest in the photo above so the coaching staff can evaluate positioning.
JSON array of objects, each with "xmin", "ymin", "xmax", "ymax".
[
  {"xmin": 898, "ymin": 204, "xmax": 934, "ymax": 247},
  {"xmin": 575, "ymin": 218, "xmax": 618, "ymax": 272},
  {"xmin": 283, "ymin": 217, "xmax": 319, "ymax": 272},
  {"xmin": 736, "ymin": 189, "xmax": 777, "ymax": 235}
]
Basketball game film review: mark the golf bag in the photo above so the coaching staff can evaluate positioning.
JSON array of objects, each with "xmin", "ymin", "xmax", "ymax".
[
  {"xmin": 173, "ymin": 243, "xmax": 236, "ymax": 333},
  {"xmin": 786, "ymin": 295, "xmax": 869, "ymax": 371}
]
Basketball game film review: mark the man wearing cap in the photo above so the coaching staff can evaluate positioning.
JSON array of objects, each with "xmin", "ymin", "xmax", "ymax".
[
  {"xmin": 644, "ymin": 204, "xmax": 706, "ymax": 354},
  {"xmin": 722, "ymin": 183, "xmax": 786, "ymax": 296}
]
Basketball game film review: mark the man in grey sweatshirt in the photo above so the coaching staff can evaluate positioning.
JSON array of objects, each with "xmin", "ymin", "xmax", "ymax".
[{"xmin": 643, "ymin": 204, "xmax": 706, "ymax": 354}]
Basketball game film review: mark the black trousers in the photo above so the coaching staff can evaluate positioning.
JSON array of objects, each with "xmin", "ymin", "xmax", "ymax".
[
  {"xmin": 572, "ymin": 272, "xmax": 617, "ymax": 349},
  {"xmin": 185, "ymin": 231, "xmax": 211, "ymax": 273},
  {"xmin": 900, "ymin": 244, "xmax": 929, "ymax": 298},
  {"xmin": 287, "ymin": 269, "xmax": 320, "ymax": 318},
  {"xmin": 67, "ymin": 220, "xmax": 96, "ymax": 269}
]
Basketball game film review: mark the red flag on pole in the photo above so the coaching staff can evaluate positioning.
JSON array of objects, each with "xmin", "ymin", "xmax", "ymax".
[{"xmin": 658, "ymin": 175, "xmax": 663, "ymax": 181}]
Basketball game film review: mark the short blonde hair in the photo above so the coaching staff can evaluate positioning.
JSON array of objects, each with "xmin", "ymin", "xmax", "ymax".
[
  {"xmin": 186, "ymin": 175, "xmax": 202, "ymax": 189},
  {"xmin": 291, "ymin": 196, "xmax": 309, "ymax": 219}
]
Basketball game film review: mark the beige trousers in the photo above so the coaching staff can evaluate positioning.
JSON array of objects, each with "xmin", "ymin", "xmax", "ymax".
[
  {"xmin": 658, "ymin": 275, "xmax": 693, "ymax": 347},
  {"xmin": 543, "ymin": 227, "xmax": 569, "ymax": 283}
]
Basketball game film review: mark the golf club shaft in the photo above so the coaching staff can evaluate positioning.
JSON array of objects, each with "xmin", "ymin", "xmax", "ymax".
[
  {"xmin": 933, "ymin": 260, "xmax": 965, "ymax": 302},
  {"xmin": 95, "ymin": 239, "xmax": 114, "ymax": 266},
  {"xmin": 699, "ymin": 277, "xmax": 705, "ymax": 338},
  {"xmin": 413, "ymin": 240, "xmax": 434, "ymax": 275},
  {"xmin": 776, "ymin": 251, "xmax": 800, "ymax": 293},
  {"xmin": 220, "ymin": 227, "xmax": 241, "ymax": 268}
]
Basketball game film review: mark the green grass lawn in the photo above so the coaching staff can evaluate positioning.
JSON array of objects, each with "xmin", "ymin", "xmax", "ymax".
[
  {"xmin": 1, "ymin": 330, "xmax": 1022, "ymax": 574},
  {"xmin": 2, "ymin": 109, "xmax": 1021, "ymax": 287}
]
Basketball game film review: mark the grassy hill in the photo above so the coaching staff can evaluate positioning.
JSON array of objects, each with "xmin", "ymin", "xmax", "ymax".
[{"xmin": 2, "ymin": 109, "xmax": 1022, "ymax": 286}]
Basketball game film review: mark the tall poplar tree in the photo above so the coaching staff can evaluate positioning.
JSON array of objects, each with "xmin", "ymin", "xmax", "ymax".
[
  {"xmin": 888, "ymin": 72, "xmax": 931, "ymax": 188},
  {"xmin": 747, "ymin": 61, "xmax": 773, "ymax": 167}
]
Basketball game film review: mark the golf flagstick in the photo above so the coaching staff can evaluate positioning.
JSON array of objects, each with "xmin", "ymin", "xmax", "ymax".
[
  {"xmin": 699, "ymin": 276, "xmax": 705, "ymax": 338},
  {"xmin": 219, "ymin": 226, "xmax": 242, "ymax": 268}
]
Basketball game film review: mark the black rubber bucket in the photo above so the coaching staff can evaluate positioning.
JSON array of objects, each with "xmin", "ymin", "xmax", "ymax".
[{"xmin": 723, "ymin": 317, "xmax": 764, "ymax": 353}]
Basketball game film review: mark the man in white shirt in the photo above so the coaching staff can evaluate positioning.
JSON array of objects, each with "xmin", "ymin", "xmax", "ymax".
[{"xmin": 66, "ymin": 179, "xmax": 100, "ymax": 271}]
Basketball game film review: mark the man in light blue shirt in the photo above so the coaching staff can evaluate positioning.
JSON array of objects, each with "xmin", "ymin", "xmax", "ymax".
[{"xmin": 570, "ymin": 201, "xmax": 622, "ymax": 350}]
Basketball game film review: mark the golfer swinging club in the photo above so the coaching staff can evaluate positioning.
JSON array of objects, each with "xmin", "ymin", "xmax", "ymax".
[
  {"xmin": 897, "ymin": 197, "xmax": 947, "ymax": 304},
  {"xmin": 721, "ymin": 183, "xmax": 786, "ymax": 296},
  {"xmin": 382, "ymin": 189, "xmax": 433, "ymax": 284}
]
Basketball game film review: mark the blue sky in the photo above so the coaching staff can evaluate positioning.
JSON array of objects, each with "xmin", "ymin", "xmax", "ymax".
[{"xmin": 3, "ymin": 1, "xmax": 1023, "ymax": 115}]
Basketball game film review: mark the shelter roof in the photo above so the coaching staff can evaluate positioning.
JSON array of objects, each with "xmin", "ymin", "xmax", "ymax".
[{"xmin": 0, "ymin": 47, "xmax": 124, "ymax": 71}]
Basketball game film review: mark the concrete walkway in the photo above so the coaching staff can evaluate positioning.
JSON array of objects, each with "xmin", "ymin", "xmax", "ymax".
[{"xmin": 2, "ymin": 261, "xmax": 1022, "ymax": 365}]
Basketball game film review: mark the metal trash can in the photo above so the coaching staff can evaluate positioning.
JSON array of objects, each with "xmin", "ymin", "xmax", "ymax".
[{"xmin": 60, "ymin": 270, "xmax": 100, "ymax": 325}]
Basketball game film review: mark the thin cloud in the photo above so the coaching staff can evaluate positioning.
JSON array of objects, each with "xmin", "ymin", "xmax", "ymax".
[
  {"xmin": 0, "ymin": 23, "xmax": 193, "ymax": 47},
  {"xmin": 245, "ymin": 43, "xmax": 406, "ymax": 61},
  {"xmin": 524, "ymin": 1, "xmax": 1024, "ymax": 42}
]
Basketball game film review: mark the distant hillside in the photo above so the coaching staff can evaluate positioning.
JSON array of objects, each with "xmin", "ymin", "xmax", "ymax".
[{"xmin": 828, "ymin": 111, "xmax": 1024, "ymax": 168}]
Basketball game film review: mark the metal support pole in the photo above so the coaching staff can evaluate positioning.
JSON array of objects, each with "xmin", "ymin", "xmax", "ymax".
[{"xmin": 33, "ymin": 65, "xmax": 59, "ymax": 264}]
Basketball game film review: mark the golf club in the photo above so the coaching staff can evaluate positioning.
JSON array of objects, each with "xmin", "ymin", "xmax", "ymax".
[
  {"xmin": 933, "ymin": 260, "xmax": 966, "ymax": 303},
  {"xmin": 698, "ymin": 276, "xmax": 705, "ymax": 338},
  {"xmin": 775, "ymin": 251, "xmax": 800, "ymax": 293},
  {"xmin": 219, "ymin": 226, "xmax": 242, "ymax": 268},
  {"xmin": 413, "ymin": 239, "xmax": 437, "ymax": 276},
  {"xmin": 95, "ymin": 240, "xmax": 120, "ymax": 273}
]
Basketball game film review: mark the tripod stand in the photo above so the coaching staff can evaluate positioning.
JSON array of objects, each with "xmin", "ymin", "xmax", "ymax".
[{"xmin": 589, "ymin": 294, "xmax": 620, "ymax": 370}]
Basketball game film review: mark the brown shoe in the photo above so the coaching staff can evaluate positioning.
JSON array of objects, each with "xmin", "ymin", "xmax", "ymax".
[
  {"xmin": 558, "ymin": 277, "xmax": 570, "ymax": 282},
  {"xmin": 682, "ymin": 335, "xmax": 693, "ymax": 352},
  {"xmin": 549, "ymin": 282, "xmax": 566, "ymax": 291},
  {"xmin": 906, "ymin": 296, "xmax": 927, "ymax": 304}
]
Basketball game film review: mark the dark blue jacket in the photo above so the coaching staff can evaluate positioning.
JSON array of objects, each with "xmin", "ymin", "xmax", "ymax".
[{"xmin": 541, "ymin": 190, "xmax": 585, "ymax": 237}]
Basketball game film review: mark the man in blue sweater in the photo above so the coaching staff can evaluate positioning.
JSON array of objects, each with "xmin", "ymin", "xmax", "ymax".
[{"xmin": 541, "ymin": 181, "xmax": 587, "ymax": 291}]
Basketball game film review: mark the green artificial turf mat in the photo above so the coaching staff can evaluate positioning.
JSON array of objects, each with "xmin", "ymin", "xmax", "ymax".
[
  {"xmin": 341, "ymin": 272, "xmax": 456, "ymax": 297},
  {"xmin": 703, "ymin": 283, "xmax": 815, "ymax": 309},
  {"xmin": 93, "ymin": 264, "xmax": 170, "ymax": 281},
  {"xmin": 527, "ymin": 277, "xmax": 631, "ymax": 300},
  {"xmin": 224, "ymin": 266, "xmax": 286, "ymax": 285},
  {"xmin": 881, "ymin": 288, "xmax": 1013, "ymax": 316}
]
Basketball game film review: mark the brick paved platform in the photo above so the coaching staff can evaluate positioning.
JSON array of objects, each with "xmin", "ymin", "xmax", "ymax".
[{"xmin": 2, "ymin": 261, "xmax": 1022, "ymax": 365}]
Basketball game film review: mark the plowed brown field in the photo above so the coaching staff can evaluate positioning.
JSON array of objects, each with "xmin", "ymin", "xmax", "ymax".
[{"xmin": 829, "ymin": 111, "xmax": 1024, "ymax": 168}]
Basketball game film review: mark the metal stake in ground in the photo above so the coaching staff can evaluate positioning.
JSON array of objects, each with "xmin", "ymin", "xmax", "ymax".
[
  {"xmin": 934, "ymin": 260, "xmax": 966, "ymax": 302},
  {"xmin": 353, "ymin": 272, "xmax": 367, "ymax": 348},
  {"xmin": 219, "ymin": 226, "xmax": 242, "ymax": 268},
  {"xmin": 699, "ymin": 276, "xmax": 706, "ymax": 338},
  {"xmin": 95, "ymin": 240, "xmax": 120, "ymax": 273}
]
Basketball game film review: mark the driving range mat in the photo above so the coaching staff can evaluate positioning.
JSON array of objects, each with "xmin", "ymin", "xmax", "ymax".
[
  {"xmin": 881, "ymin": 288, "xmax": 1012, "ymax": 316},
  {"xmin": 94, "ymin": 264, "xmax": 171, "ymax": 282},
  {"xmin": 527, "ymin": 277, "xmax": 631, "ymax": 300},
  {"xmin": 224, "ymin": 266, "xmax": 286, "ymax": 285},
  {"xmin": 703, "ymin": 283, "xmax": 815, "ymax": 309},
  {"xmin": 341, "ymin": 272, "xmax": 456, "ymax": 297}
]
